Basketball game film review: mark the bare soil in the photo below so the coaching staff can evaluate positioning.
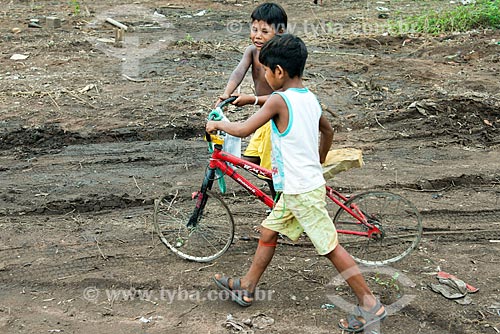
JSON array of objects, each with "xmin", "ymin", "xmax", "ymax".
[{"xmin": 1, "ymin": 0, "xmax": 500, "ymax": 333}]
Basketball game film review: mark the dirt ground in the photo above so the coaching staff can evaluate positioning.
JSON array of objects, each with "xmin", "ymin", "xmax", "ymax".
[{"xmin": 1, "ymin": 0, "xmax": 500, "ymax": 333}]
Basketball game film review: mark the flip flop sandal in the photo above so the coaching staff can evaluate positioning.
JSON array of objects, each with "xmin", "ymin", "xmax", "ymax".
[
  {"xmin": 338, "ymin": 299, "xmax": 387, "ymax": 333},
  {"xmin": 429, "ymin": 283, "xmax": 466, "ymax": 299},
  {"xmin": 213, "ymin": 276, "xmax": 254, "ymax": 307}
]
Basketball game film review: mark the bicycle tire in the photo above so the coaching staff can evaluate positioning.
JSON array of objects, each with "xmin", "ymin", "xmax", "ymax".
[
  {"xmin": 332, "ymin": 191, "xmax": 422, "ymax": 266},
  {"xmin": 153, "ymin": 189, "xmax": 234, "ymax": 262}
]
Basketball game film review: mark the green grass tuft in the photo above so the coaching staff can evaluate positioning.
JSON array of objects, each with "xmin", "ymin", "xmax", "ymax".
[{"xmin": 393, "ymin": 0, "xmax": 500, "ymax": 34}]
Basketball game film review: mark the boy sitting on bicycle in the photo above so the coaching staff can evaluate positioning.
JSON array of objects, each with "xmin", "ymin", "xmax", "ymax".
[
  {"xmin": 206, "ymin": 34, "xmax": 387, "ymax": 333},
  {"xmin": 215, "ymin": 2, "xmax": 288, "ymax": 199}
]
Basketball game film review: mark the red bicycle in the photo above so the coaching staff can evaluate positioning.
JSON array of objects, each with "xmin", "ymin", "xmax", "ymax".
[{"xmin": 153, "ymin": 98, "xmax": 423, "ymax": 265}]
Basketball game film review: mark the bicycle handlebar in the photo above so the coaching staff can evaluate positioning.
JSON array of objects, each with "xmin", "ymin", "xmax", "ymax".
[{"xmin": 216, "ymin": 96, "xmax": 237, "ymax": 111}]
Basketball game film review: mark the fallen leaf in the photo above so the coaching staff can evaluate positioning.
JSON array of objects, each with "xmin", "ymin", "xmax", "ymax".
[
  {"xmin": 483, "ymin": 119, "xmax": 493, "ymax": 126},
  {"xmin": 10, "ymin": 54, "xmax": 29, "ymax": 60}
]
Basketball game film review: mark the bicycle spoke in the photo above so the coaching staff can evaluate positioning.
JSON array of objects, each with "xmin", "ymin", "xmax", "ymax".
[
  {"xmin": 154, "ymin": 189, "xmax": 234, "ymax": 262},
  {"xmin": 194, "ymin": 227, "xmax": 229, "ymax": 252},
  {"xmin": 332, "ymin": 191, "xmax": 422, "ymax": 265}
]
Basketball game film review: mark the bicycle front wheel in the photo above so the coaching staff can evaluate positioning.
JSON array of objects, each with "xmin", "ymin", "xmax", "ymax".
[
  {"xmin": 153, "ymin": 189, "xmax": 234, "ymax": 262},
  {"xmin": 333, "ymin": 191, "xmax": 422, "ymax": 266}
]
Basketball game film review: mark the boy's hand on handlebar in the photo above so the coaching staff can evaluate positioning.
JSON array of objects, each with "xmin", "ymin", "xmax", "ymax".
[
  {"xmin": 215, "ymin": 94, "xmax": 256, "ymax": 108},
  {"xmin": 206, "ymin": 121, "xmax": 219, "ymax": 134},
  {"xmin": 214, "ymin": 94, "xmax": 230, "ymax": 108},
  {"xmin": 230, "ymin": 93, "xmax": 255, "ymax": 107}
]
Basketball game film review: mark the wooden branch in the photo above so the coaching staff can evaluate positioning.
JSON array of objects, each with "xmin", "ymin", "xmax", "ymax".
[
  {"xmin": 105, "ymin": 18, "xmax": 128, "ymax": 31},
  {"xmin": 122, "ymin": 74, "xmax": 146, "ymax": 82},
  {"xmin": 94, "ymin": 236, "xmax": 108, "ymax": 260},
  {"xmin": 132, "ymin": 175, "xmax": 142, "ymax": 195}
]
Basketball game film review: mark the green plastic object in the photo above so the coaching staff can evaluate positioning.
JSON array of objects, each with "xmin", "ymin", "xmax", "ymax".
[
  {"xmin": 215, "ymin": 169, "xmax": 226, "ymax": 194},
  {"xmin": 208, "ymin": 108, "xmax": 224, "ymax": 121},
  {"xmin": 207, "ymin": 107, "xmax": 227, "ymax": 193},
  {"xmin": 321, "ymin": 303, "xmax": 336, "ymax": 309},
  {"xmin": 207, "ymin": 107, "xmax": 224, "ymax": 154}
]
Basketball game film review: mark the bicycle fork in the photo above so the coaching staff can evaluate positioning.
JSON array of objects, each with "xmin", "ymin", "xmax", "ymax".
[{"xmin": 187, "ymin": 167, "xmax": 217, "ymax": 228}]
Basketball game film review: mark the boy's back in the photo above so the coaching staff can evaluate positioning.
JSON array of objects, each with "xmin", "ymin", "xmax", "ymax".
[{"xmin": 270, "ymin": 88, "xmax": 325, "ymax": 194}]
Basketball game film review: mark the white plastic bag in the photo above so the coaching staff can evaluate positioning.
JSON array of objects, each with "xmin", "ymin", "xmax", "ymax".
[
  {"xmin": 223, "ymin": 133, "xmax": 241, "ymax": 157},
  {"xmin": 221, "ymin": 115, "xmax": 241, "ymax": 158}
]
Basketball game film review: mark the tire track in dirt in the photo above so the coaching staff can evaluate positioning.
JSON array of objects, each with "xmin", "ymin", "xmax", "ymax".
[
  {"xmin": 0, "ymin": 233, "xmax": 171, "ymax": 286},
  {"xmin": 0, "ymin": 254, "xmax": 168, "ymax": 286},
  {"xmin": 0, "ymin": 138, "xmax": 208, "ymax": 215}
]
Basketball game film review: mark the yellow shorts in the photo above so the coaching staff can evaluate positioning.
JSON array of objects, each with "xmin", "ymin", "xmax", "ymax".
[
  {"xmin": 261, "ymin": 186, "xmax": 338, "ymax": 255},
  {"xmin": 244, "ymin": 122, "xmax": 272, "ymax": 170}
]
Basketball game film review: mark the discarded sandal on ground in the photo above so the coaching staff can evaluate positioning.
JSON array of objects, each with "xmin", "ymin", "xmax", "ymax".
[
  {"xmin": 338, "ymin": 299, "xmax": 387, "ymax": 333},
  {"xmin": 212, "ymin": 276, "xmax": 254, "ymax": 307}
]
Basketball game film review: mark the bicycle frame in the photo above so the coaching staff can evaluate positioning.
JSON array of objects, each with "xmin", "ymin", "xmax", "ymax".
[
  {"xmin": 325, "ymin": 187, "xmax": 382, "ymax": 238},
  {"xmin": 191, "ymin": 143, "xmax": 382, "ymax": 239}
]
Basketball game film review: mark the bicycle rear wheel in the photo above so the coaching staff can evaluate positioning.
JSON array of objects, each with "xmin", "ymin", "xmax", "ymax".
[
  {"xmin": 332, "ymin": 191, "xmax": 422, "ymax": 265},
  {"xmin": 153, "ymin": 188, "xmax": 234, "ymax": 262}
]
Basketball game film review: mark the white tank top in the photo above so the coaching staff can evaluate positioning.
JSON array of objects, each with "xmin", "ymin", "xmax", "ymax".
[{"xmin": 270, "ymin": 88, "xmax": 326, "ymax": 194}]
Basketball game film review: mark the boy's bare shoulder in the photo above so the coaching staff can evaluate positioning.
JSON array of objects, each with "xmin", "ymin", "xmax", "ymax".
[
  {"xmin": 267, "ymin": 93, "xmax": 288, "ymax": 110},
  {"xmin": 243, "ymin": 44, "xmax": 257, "ymax": 54},
  {"xmin": 240, "ymin": 45, "xmax": 259, "ymax": 63}
]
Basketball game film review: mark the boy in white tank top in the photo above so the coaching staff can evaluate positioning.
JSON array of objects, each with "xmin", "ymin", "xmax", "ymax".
[{"xmin": 207, "ymin": 34, "xmax": 386, "ymax": 333}]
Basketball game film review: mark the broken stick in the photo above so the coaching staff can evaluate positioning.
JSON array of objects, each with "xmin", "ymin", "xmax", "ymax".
[{"xmin": 105, "ymin": 18, "xmax": 128, "ymax": 31}]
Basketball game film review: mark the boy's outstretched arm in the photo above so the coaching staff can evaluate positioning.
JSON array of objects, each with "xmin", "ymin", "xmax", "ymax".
[
  {"xmin": 231, "ymin": 93, "xmax": 270, "ymax": 107},
  {"xmin": 215, "ymin": 46, "xmax": 254, "ymax": 107},
  {"xmin": 318, "ymin": 115, "xmax": 334, "ymax": 164},
  {"xmin": 207, "ymin": 94, "xmax": 282, "ymax": 137}
]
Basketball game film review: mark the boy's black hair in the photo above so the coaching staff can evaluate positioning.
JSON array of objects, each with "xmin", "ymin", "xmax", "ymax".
[
  {"xmin": 259, "ymin": 34, "xmax": 307, "ymax": 78},
  {"xmin": 251, "ymin": 2, "xmax": 287, "ymax": 32}
]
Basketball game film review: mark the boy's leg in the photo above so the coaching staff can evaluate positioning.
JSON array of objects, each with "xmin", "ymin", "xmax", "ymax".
[
  {"xmin": 326, "ymin": 245, "xmax": 377, "ymax": 307},
  {"xmin": 242, "ymin": 227, "xmax": 278, "ymax": 292},
  {"xmin": 264, "ymin": 178, "xmax": 278, "ymax": 201},
  {"xmin": 242, "ymin": 154, "xmax": 260, "ymax": 165},
  {"xmin": 291, "ymin": 187, "xmax": 376, "ymax": 308},
  {"xmin": 256, "ymin": 122, "xmax": 272, "ymax": 171},
  {"xmin": 243, "ymin": 127, "xmax": 264, "ymax": 166},
  {"xmin": 291, "ymin": 187, "xmax": 385, "ymax": 328},
  {"xmin": 243, "ymin": 130, "xmax": 273, "ymax": 197},
  {"xmin": 254, "ymin": 122, "xmax": 276, "ymax": 199},
  {"xmin": 325, "ymin": 245, "xmax": 386, "ymax": 328},
  {"xmin": 214, "ymin": 227, "xmax": 278, "ymax": 304}
]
